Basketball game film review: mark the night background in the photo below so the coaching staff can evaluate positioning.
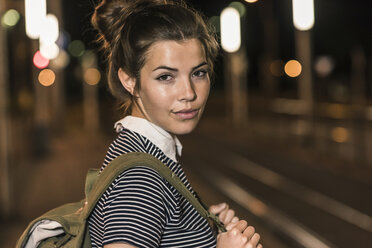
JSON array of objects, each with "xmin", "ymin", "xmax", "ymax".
[{"xmin": 1, "ymin": 0, "xmax": 372, "ymax": 247}]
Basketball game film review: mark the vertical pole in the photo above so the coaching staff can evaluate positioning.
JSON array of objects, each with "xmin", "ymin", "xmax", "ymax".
[
  {"xmin": 350, "ymin": 46, "xmax": 367, "ymax": 164},
  {"xmin": 232, "ymin": 49, "xmax": 248, "ymax": 128},
  {"xmin": 32, "ymin": 40, "xmax": 50, "ymax": 156},
  {"xmin": 259, "ymin": 0, "xmax": 279, "ymax": 96},
  {"xmin": 0, "ymin": 0, "xmax": 11, "ymax": 216},
  {"xmin": 83, "ymin": 82, "xmax": 100, "ymax": 133},
  {"xmin": 295, "ymin": 30, "xmax": 314, "ymax": 145},
  {"xmin": 48, "ymin": 0, "xmax": 65, "ymax": 133},
  {"xmin": 295, "ymin": 30, "xmax": 313, "ymax": 115},
  {"xmin": 225, "ymin": 49, "xmax": 248, "ymax": 129}
]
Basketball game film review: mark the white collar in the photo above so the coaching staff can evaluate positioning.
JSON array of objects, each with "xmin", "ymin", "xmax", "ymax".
[{"xmin": 114, "ymin": 116, "xmax": 183, "ymax": 162}]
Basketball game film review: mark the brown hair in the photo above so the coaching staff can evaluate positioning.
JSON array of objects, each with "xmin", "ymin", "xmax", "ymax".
[{"xmin": 91, "ymin": 0, "xmax": 219, "ymax": 115}]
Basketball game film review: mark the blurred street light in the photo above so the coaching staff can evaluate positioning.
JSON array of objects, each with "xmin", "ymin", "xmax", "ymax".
[
  {"xmin": 38, "ymin": 69, "xmax": 56, "ymax": 87},
  {"xmin": 220, "ymin": 5, "xmax": 248, "ymax": 128},
  {"xmin": 33, "ymin": 50, "xmax": 50, "ymax": 69},
  {"xmin": 50, "ymin": 49, "xmax": 70, "ymax": 69},
  {"xmin": 292, "ymin": 0, "xmax": 315, "ymax": 31},
  {"xmin": 25, "ymin": 0, "xmax": 47, "ymax": 39},
  {"xmin": 314, "ymin": 56, "xmax": 334, "ymax": 77},
  {"xmin": 1, "ymin": 9, "xmax": 20, "ymax": 28},
  {"xmin": 68, "ymin": 40, "xmax": 85, "ymax": 57},
  {"xmin": 84, "ymin": 68, "xmax": 101, "ymax": 86},
  {"xmin": 292, "ymin": 0, "xmax": 314, "ymax": 122},
  {"xmin": 40, "ymin": 14, "xmax": 60, "ymax": 59},
  {"xmin": 40, "ymin": 42, "xmax": 60, "ymax": 60},
  {"xmin": 285, "ymin": 60, "xmax": 302, "ymax": 77},
  {"xmin": 220, "ymin": 7, "xmax": 241, "ymax": 53},
  {"xmin": 39, "ymin": 14, "xmax": 59, "ymax": 44}
]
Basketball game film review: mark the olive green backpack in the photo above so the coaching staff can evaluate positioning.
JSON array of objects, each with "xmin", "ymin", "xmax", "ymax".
[{"xmin": 17, "ymin": 152, "xmax": 225, "ymax": 248}]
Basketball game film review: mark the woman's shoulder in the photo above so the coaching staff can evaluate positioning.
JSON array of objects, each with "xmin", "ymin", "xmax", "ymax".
[
  {"xmin": 103, "ymin": 165, "xmax": 174, "ymax": 212},
  {"xmin": 101, "ymin": 129, "xmax": 148, "ymax": 170}
]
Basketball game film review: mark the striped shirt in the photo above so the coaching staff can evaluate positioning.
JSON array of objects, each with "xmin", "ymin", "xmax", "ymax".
[{"xmin": 88, "ymin": 121, "xmax": 216, "ymax": 247}]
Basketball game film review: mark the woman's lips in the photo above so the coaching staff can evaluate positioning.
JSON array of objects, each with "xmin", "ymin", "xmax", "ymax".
[{"xmin": 173, "ymin": 109, "xmax": 199, "ymax": 120}]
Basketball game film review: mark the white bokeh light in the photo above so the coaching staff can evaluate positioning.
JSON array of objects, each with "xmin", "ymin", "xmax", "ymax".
[
  {"xmin": 292, "ymin": 0, "xmax": 315, "ymax": 31},
  {"xmin": 25, "ymin": 0, "xmax": 47, "ymax": 39},
  {"xmin": 40, "ymin": 14, "xmax": 59, "ymax": 44},
  {"xmin": 220, "ymin": 7, "xmax": 241, "ymax": 53}
]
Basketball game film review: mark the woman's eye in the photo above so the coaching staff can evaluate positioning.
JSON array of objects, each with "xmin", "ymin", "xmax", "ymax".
[
  {"xmin": 156, "ymin": 74, "xmax": 173, "ymax": 81},
  {"xmin": 193, "ymin": 70, "xmax": 207, "ymax": 78}
]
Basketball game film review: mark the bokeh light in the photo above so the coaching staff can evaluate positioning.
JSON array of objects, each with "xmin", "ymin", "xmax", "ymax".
[
  {"xmin": 315, "ymin": 56, "xmax": 335, "ymax": 77},
  {"xmin": 208, "ymin": 16, "xmax": 220, "ymax": 33},
  {"xmin": 84, "ymin": 68, "xmax": 101, "ymax": 85},
  {"xmin": 284, "ymin": 60, "xmax": 302, "ymax": 77},
  {"xmin": 229, "ymin": 2, "xmax": 246, "ymax": 17},
  {"xmin": 40, "ymin": 14, "xmax": 59, "ymax": 44},
  {"xmin": 331, "ymin": 127, "xmax": 349, "ymax": 143},
  {"xmin": 50, "ymin": 49, "xmax": 70, "ymax": 69},
  {"xmin": 25, "ymin": 0, "xmax": 47, "ymax": 39},
  {"xmin": 81, "ymin": 50, "xmax": 97, "ymax": 69},
  {"xmin": 245, "ymin": 0, "xmax": 258, "ymax": 3},
  {"xmin": 17, "ymin": 89, "xmax": 34, "ymax": 111},
  {"xmin": 40, "ymin": 42, "xmax": 60, "ymax": 60},
  {"xmin": 1, "ymin": 9, "xmax": 20, "ymax": 28},
  {"xmin": 269, "ymin": 60, "xmax": 284, "ymax": 77},
  {"xmin": 56, "ymin": 30, "xmax": 71, "ymax": 49},
  {"xmin": 292, "ymin": 0, "xmax": 315, "ymax": 31},
  {"xmin": 33, "ymin": 51, "xmax": 50, "ymax": 69},
  {"xmin": 220, "ymin": 7, "xmax": 241, "ymax": 53},
  {"xmin": 38, "ymin": 69, "xmax": 56, "ymax": 87},
  {"xmin": 68, "ymin": 40, "xmax": 86, "ymax": 57},
  {"xmin": 326, "ymin": 104, "xmax": 345, "ymax": 119}
]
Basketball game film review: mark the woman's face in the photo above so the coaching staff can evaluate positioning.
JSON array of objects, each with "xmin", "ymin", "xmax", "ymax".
[{"xmin": 133, "ymin": 38, "xmax": 210, "ymax": 135}]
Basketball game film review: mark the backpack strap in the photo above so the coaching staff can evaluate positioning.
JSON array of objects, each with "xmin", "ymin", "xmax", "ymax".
[{"xmin": 82, "ymin": 152, "xmax": 226, "ymax": 232}]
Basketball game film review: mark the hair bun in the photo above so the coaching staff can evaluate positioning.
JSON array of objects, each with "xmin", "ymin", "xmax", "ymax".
[
  {"xmin": 91, "ymin": 0, "xmax": 170, "ymax": 52},
  {"xmin": 91, "ymin": 0, "xmax": 127, "ymax": 51}
]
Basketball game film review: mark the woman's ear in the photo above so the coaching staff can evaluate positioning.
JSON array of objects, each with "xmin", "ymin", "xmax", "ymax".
[{"xmin": 118, "ymin": 68, "xmax": 137, "ymax": 96}]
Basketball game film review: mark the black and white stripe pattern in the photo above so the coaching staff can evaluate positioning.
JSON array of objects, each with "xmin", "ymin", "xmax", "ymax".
[{"xmin": 88, "ymin": 129, "xmax": 216, "ymax": 247}]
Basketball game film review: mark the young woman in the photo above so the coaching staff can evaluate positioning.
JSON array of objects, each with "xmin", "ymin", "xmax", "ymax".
[{"xmin": 89, "ymin": 0, "xmax": 262, "ymax": 247}]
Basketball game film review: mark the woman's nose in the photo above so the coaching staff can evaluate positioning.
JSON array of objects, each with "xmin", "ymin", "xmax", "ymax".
[{"xmin": 178, "ymin": 78, "xmax": 197, "ymax": 102}]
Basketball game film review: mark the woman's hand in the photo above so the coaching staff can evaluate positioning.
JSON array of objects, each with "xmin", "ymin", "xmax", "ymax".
[
  {"xmin": 217, "ymin": 220, "xmax": 263, "ymax": 248},
  {"xmin": 210, "ymin": 203, "xmax": 262, "ymax": 248},
  {"xmin": 209, "ymin": 202, "xmax": 239, "ymax": 226}
]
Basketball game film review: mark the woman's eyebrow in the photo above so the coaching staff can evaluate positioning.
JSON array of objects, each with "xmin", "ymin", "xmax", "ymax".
[
  {"xmin": 152, "ymin": 66, "xmax": 178, "ymax": 72},
  {"xmin": 192, "ymin": 62, "xmax": 208, "ymax": 70},
  {"xmin": 152, "ymin": 62, "xmax": 208, "ymax": 72}
]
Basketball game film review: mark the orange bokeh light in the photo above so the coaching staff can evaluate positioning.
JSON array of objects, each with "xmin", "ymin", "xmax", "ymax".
[
  {"xmin": 38, "ymin": 69, "xmax": 55, "ymax": 87},
  {"xmin": 284, "ymin": 60, "xmax": 302, "ymax": 77}
]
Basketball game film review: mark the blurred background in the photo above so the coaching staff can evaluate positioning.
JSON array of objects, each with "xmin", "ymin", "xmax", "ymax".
[{"xmin": 0, "ymin": 0, "xmax": 371, "ymax": 247}]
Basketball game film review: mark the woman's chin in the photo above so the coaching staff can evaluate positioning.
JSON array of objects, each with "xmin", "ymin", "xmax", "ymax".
[{"xmin": 167, "ymin": 120, "xmax": 200, "ymax": 136}]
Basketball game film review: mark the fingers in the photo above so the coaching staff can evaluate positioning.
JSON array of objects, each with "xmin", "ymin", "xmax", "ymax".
[
  {"xmin": 209, "ymin": 202, "xmax": 227, "ymax": 215},
  {"xmin": 209, "ymin": 202, "xmax": 239, "ymax": 225},
  {"xmin": 219, "ymin": 208, "xmax": 235, "ymax": 224},
  {"xmin": 243, "ymin": 225, "xmax": 255, "ymax": 239},
  {"xmin": 225, "ymin": 220, "xmax": 247, "ymax": 232},
  {"xmin": 231, "ymin": 216, "xmax": 239, "ymax": 224},
  {"xmin": 217, "ymin": 223, "xmax": 262, "ymax": 248},
  {"xmin": 245, "ymin": 233, "xmax": 261, "ymax": 248}
]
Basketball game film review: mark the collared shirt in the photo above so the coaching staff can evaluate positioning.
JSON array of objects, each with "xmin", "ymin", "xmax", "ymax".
[
  {"xmin": 114, "ymin": 116, "xmax": 183, "ymax": 162},
  {"xmin": 88, "ymin": 117, "xmax": 216, "ymax": 248}
]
